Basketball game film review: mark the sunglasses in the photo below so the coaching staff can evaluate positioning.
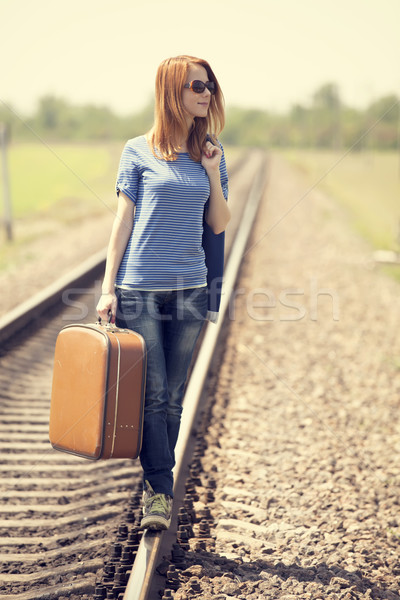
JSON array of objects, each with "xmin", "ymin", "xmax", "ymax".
[{"xmin": 184, "ymin": 80, "xmax": 216, "ymax": 95}]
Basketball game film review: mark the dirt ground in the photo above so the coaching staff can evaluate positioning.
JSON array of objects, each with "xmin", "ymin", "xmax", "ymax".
[{"xmin": 0, "ymin": 206, "xmax": 113, "ymax": 318}]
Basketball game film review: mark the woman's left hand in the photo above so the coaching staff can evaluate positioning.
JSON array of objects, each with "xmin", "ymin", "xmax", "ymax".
[{"xmin": 201, "ymin": 140, "xmax": 222, "ymax": 173}]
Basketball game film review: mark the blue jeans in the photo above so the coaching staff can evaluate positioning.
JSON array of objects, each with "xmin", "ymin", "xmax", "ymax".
[{"xmin": 116, "ymin": 286, "xmax": 207, "ymax": 497}]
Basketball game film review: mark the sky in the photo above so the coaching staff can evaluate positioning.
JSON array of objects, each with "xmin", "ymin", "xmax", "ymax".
[{"xmin": 0, "ymin": 0, "xmax": 399, "ymax": 117}]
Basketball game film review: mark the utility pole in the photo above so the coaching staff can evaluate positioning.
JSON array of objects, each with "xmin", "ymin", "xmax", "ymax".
[
  {"xmin": 0, "ymin": 122, "xmax": 12, "ymax": 241},
  {"xmin": 398, "ymin": 101, "xmax": 400, "ymax": 180}
]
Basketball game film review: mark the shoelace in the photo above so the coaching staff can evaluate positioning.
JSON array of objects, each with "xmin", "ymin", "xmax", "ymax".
[{"xmin": 148, "ymin": 493, "xmax": 169, "ymax": 514}]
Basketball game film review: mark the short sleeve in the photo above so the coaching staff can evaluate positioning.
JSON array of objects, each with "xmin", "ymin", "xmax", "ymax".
[
  {"xmin": 115, "ymin": 141, "xmax": 140, "ymax": 204},
  {"xmin": 219, "ymin": 142, "xmax": 229, "ymax": 201}
]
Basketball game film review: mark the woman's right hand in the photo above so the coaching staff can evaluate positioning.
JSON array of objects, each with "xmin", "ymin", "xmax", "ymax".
[{"xmin": 96, "ymin": 292, "xmax": 117, "ymax": 324}]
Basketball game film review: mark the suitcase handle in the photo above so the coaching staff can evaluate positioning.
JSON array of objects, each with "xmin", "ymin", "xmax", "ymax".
[
  {"xmin": 97, "ymin": 312, "xmax": 113, "ymax": 325},
  {"xmin": 97, "ymin": 316, "xmax": 132, "ymax": 335}
]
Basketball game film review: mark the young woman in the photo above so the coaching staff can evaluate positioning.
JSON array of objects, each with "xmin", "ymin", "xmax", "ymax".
[{"xmin": 96, "ymin": 55, "xmax": 230, "ymax": 530}]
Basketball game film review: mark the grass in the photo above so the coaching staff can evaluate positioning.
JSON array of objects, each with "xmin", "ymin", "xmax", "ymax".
[
  {"xmin": 3, "ymin": 141, "xmax": 398, "ymax": 259},
  {"xmin": 0, "ymin": 141, "xmax": 239, "ymax": 222},
  {"xmin": 279, "ymin": 149, "xmax": 400, "ymax": 252},
  {"xmin": 0, "ymin": 141, "xmax": 123, "ymax": 273},
  {"xmin": 0, "ymin": 141, "xmax": 240, "ymax": 274},
  {"xmin": 0, "ymin": 141, "xmax": 122, "ymax": 220}
]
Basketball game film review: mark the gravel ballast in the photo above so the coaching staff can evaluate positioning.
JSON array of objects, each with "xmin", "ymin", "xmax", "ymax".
[{"xmin": 164, "ymin": 154, "xmax": 400, "ymax": 600}]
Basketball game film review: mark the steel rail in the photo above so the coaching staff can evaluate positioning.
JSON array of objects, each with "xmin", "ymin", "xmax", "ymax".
[
  {"xmin": 0, "ymin": 247, "xmax": 107, "ymax": 346},
  {"xmin": 123, "ymin": 154, "xmax": 268, "ymax": 600}
]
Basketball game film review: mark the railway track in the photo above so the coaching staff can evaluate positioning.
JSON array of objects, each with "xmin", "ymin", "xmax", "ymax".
[{"xmin": 0, "ymin": 150, "xmax": 268, "ymax": 600}]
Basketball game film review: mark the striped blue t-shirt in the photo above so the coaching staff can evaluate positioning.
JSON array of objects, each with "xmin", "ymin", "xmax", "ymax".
[{"xmin": 115, "ymin": 135, "xmax": 228, "ymax": 290}]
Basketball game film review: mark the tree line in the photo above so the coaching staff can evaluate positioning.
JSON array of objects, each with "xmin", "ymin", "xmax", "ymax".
[{"xmin": 1, "ymin": 83, "xmax": 399, "ymax": 149}]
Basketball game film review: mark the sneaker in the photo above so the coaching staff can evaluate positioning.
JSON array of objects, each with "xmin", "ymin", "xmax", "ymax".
[{"xmin": 141, "ymin": 480, "xmax": 173, "ymax": 530}]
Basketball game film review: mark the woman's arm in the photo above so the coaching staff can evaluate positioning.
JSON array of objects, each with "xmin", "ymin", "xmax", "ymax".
[
  {"xmin": 202, "ymin": 141, "xmax": 230, "ymax": 235},
  {"xmin": 96, "ymin": 191, "xmax": 135, "ymax": 322}
]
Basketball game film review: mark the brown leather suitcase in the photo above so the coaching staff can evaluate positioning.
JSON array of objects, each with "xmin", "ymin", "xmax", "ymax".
[{"xmin": 49, "ymin": 322, "xmax": 146, "ymax": 460}]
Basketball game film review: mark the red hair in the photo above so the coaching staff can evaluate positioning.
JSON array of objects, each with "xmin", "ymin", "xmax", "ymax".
[{"xmin": 149, "ymin": 55, "xmax": 225, "ymax": 162}]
